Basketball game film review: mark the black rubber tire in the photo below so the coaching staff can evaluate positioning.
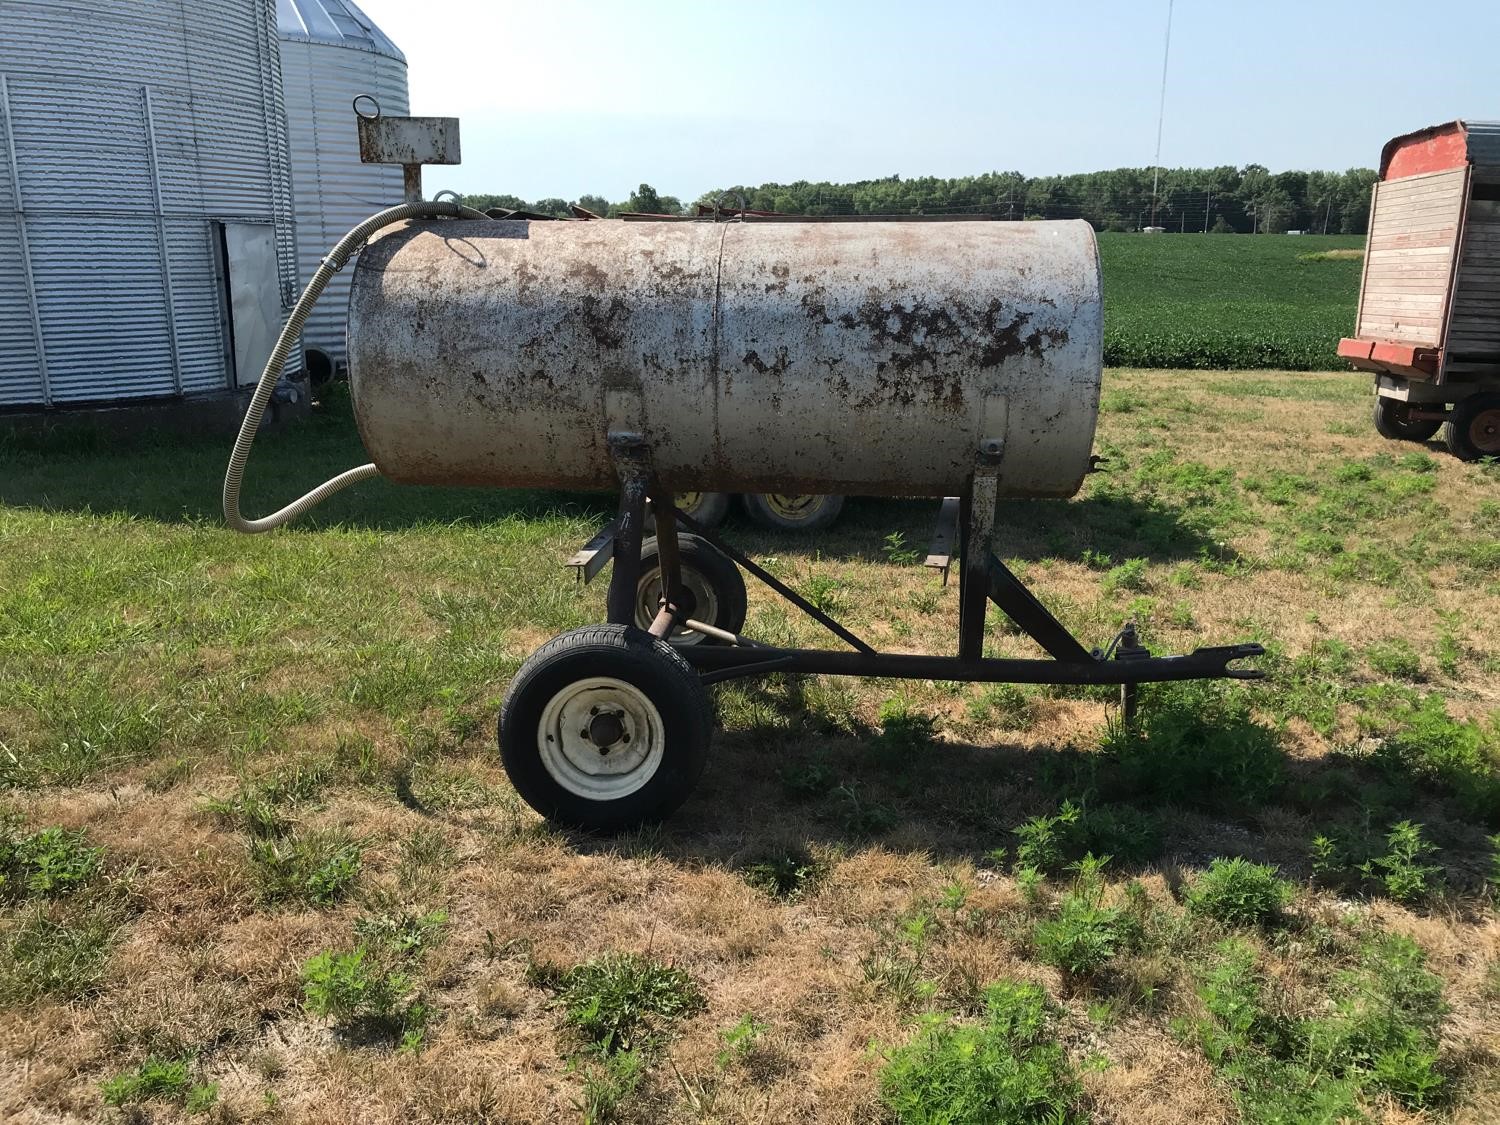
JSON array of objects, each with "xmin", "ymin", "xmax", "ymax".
[
  {"xmin": 645, "ymin": 491, "xmax": 732, "ymax": 532},
  {"xmin": 742, "ymin": 492, "xmax": 845, "ymax": 531},
  {"xmin": 1443, "ymin": 392, "xmax": 1500, "ymax": 462},
  {"xmin": 1372, "ymin": 397, "xmax": 1442, "ymax": 442},
  {"xmin": 635, "ymin": 534, "xmax": 748, "ymax": 645},
  {"xmin": 498, "ymin": 625, "xmax": 713, "ymax": 831}
]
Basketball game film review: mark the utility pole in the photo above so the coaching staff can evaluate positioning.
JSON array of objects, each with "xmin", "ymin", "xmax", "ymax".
[{"xmin": 1149, "ymin": 0, "xmax": 1175, "ymax": 228}]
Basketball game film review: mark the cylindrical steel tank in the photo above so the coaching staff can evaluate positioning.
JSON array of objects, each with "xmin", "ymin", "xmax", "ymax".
[{"xmin": 346, "ymin": 218, "xmax": 1102, "ymax": 498}]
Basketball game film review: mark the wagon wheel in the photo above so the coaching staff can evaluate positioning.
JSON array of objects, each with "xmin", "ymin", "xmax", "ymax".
[
  {"xmin": 1444, "ymin": 393, "xmax": 1500, "ymax": 462},
  {"xmin": 634, "ymin": 534, "xmax": 748, "ymax": 645},
  {"xmin": 645, "ymin": 491, "xmax": 731, "ymax": 531},
  {"xmin": 1372, "ymin": 397, "xmax": 1442, "ymax": 443},
  {"xmin": 743, "ymin": 492, "xmax": 844, "ymax": 531},
  {"xmin": 498, "ymin": 625, "xmax": 713, "ymax": 831}
]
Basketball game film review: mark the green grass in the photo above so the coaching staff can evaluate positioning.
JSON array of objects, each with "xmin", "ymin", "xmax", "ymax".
[
  {"xmin": 247, "ymin": 828, "xmax": 362, "ymax": 906},
  {"xmin": 0, "ymin": 901, "xmax": 123, "ymax": 1003},
  {"xmin": 1098, "ymin": 232, "xmax": 1363, "ymax": 369}
]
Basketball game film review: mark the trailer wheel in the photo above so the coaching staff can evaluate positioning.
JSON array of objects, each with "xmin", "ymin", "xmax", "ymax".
[
  {"xmin": 1444, "ymin": 393, "xmax": 1500, "ymax": 461},
  {"xmin": 743, "ymin": 493, "xmax": 844, "ymax": 531},
  {"xmin": 1373, "ymin": 397, "xmax": 1442, "ymax": 442},
  {"xmin": 634, "ymin": 534, "xmax": 748, "ymax": 645},
  {"xmin": 646, "ymin": 492, "xmax": 731, "ymax": 532},
  {"xmin": 498, "ymin": 625, "xmax": 713, "ymax": 831}
]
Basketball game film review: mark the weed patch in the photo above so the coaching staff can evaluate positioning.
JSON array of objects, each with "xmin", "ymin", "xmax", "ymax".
[
  {"xmin": 0, "ymin": 823, "xmax": 103, "ymax": 900},
  {"xmin": 740, "ymin": 846, "xmax": 824, "ymax": 900},
  {"xmin": 1184, "ymin": 858, "xmax": 1294, "ymax": 928},
  {"xmin": 101, "ymin": 1055, "xmax": 217, "ymax": 1113},
  {"xmin": 1187, "ymin": 933, "xmax": 1449, "ymax": 1119},
  {"xmin": 302, "ymin": 945, "xmax": 429, "ymax": 1048},
  {"xmin": 532, "ymin": 952, "xmax": 706, "ymax": 1055},
  {"xmin": 1102, "ymin": 680, "xmax": 1285, "ymax": 811},
  {"xmin": 879, "ymin": 980, "xmax": 1083, "ymax": 1124}
]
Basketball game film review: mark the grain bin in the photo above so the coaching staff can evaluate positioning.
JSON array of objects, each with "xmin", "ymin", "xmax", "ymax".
[
  {"xmin": 1, "ymin": 0, "xmax": 298, "ymax": 409},
  {"xmin": 276, "ymin": 0, "xmax": 408, "ymax": 380}
]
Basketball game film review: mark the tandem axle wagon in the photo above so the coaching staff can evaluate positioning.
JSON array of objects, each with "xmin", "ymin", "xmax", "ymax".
[{"xmin": 1340, "ymin": 119, "xmax": 1500, "ymax": 460}]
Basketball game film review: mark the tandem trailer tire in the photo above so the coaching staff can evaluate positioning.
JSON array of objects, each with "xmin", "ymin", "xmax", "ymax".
[
  {"xmin": 498, "ymin": 625, "xmax": 713, "ymax": 831},
  {"xmin": 742, "ymin": 492, "xmax": 845, "ymax": 531},
  {"xmin": 634, "ymin": 534, "xmax": 748, "ymax": 645},
  {"xmin": 1444, "ymin": 393, "xmax": 1500, "ymax": 462},
  {"xmin": 645, "ymin": 492, "xmax": 731, "ymax": 532},
  {"xmin": 1373, "ymin": 397, "xmax": 1442, "ymax": 443}
]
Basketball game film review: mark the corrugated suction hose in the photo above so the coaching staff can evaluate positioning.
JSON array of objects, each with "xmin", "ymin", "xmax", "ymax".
[{"xmin": 223, "ymin": 200, "xmax": 488, "ymax": 533}]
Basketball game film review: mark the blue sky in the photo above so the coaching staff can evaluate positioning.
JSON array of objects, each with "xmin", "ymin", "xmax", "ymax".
[{"xmin": 355, "ymin": 0, "xmax": 1500, "ymax": 202}]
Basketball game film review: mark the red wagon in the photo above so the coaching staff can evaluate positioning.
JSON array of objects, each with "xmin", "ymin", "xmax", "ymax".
[{"xmin": 1339, "ymin": 120, "xmax": 1500, "ymax": 459}]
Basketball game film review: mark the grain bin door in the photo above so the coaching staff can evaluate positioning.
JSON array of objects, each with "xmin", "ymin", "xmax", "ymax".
[
  {"xmin": 1356, "ymin": 168, "xmax": 1468, "ymax": 351},
  {"xmin": 219, "ymin": 221, "xmax": 282, "ymax": 388}
]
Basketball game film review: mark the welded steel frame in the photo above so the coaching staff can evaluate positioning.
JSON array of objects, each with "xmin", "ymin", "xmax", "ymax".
[{"xmin": 602, "ymin": 435, "xmax": 1264, "ymax": 701}]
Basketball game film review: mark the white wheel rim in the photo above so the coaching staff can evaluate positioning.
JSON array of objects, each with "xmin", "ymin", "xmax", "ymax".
[
  {"xmin": 537, "ymin": 677, "xmax": 665, "ymax": 800},
  {"xmin": 636, "ymin": 566, "xmax": 720, "ymax": 646}
]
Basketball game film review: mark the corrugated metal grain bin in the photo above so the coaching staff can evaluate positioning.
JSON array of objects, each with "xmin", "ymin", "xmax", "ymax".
[
  {"xmin": 0, "ymin": 0, "xmax": 297, "ymax": 409},
  {"xmin": 1339, "ymin": 119, "xmax": 1500, "ymax": 460},
  {"xmin": 276, "ymin": 0, "xmax": 408, "ymax": 377}
]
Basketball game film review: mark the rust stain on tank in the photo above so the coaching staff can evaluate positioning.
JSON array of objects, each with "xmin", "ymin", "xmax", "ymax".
[
  {"xmin": 565, "ymin": 260, "xmax": 609, "ymax": 290},
  {"xmin": 977, "ymin": 302, "xmax": 1070, "ymax": 368},
  {"xmin": 578, "ymin": 295, "xmax": 628, "ymax": 350}
]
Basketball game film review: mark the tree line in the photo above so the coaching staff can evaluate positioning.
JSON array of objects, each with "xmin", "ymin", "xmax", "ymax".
[{"xmin": 463, "ymin": 164, "xmax": 1379, "ymax": 234}]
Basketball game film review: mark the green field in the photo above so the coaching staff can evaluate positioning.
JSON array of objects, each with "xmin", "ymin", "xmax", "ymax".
[
  {"xmin": 2, "ymin": 376, "xmax": 1498, "ymax": 1122},
  {"xmin": 1099, "ymin": 233, "xmax": 1365, "ymax": 370}
]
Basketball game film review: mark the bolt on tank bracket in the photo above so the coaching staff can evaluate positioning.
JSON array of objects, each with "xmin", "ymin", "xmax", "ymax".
[{"xmin": 353, "ymin": 95, "xmax": 461, "ymax": 203}]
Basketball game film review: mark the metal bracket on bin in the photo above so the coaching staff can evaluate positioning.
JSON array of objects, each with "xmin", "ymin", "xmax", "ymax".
[{"xmin": 354, "ymin": 95, "xmax": 461, "ymax": 203}]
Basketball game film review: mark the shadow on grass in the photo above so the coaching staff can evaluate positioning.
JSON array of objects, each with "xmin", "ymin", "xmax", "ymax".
[
  {"xmin": 0, "ymin": 393, "xmax": 615, "ymax": 532},
  {"xmin": 568, "ymin": 678, "xmax": 1497, "ymax": 906},
  {"xmin": 1, "ymin": 389, "xmax": 1229, "ymax": 568}
]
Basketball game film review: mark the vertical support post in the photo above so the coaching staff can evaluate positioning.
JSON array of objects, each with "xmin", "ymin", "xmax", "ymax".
[
  {"xmin": 142, "ymin": 86, "xmax": 183, "ymax": 396},
  {"xmin": 956, "ymin": 489, "xmax": 973, "ymax": 646},
  {"xmin": 651, "ymin": 491, "xmax": 682, "ymax": 610},
  {"xmin": 606, "ymin": 435, "xmax": 651, "ymax": 628},
  {"xmin": 1115, "ymin": 621, "xmax": 1148, "ymax": 730},
  {"xmin": 1, "ymin": 76, "xmax": 50, "ymax": 406},
  {"xmin": 958, "ymin": 443, "xmax": 1002, "ymax": 661}
]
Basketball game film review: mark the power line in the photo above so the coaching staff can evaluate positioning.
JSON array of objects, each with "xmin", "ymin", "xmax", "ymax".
[{"xmin": 1149, "ymin": 0, "xmax": 1174, "ymax": 228}]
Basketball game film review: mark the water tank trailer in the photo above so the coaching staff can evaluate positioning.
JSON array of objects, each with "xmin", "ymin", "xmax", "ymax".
[{"xmin": 224, "ymin": 109, "xmax": 1264, "ymax": 830}]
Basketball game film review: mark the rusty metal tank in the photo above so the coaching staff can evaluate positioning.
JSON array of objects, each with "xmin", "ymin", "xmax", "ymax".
[{"xmin": 345, "ymin": 218, "xmax": 1102, "ymax": 498}]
